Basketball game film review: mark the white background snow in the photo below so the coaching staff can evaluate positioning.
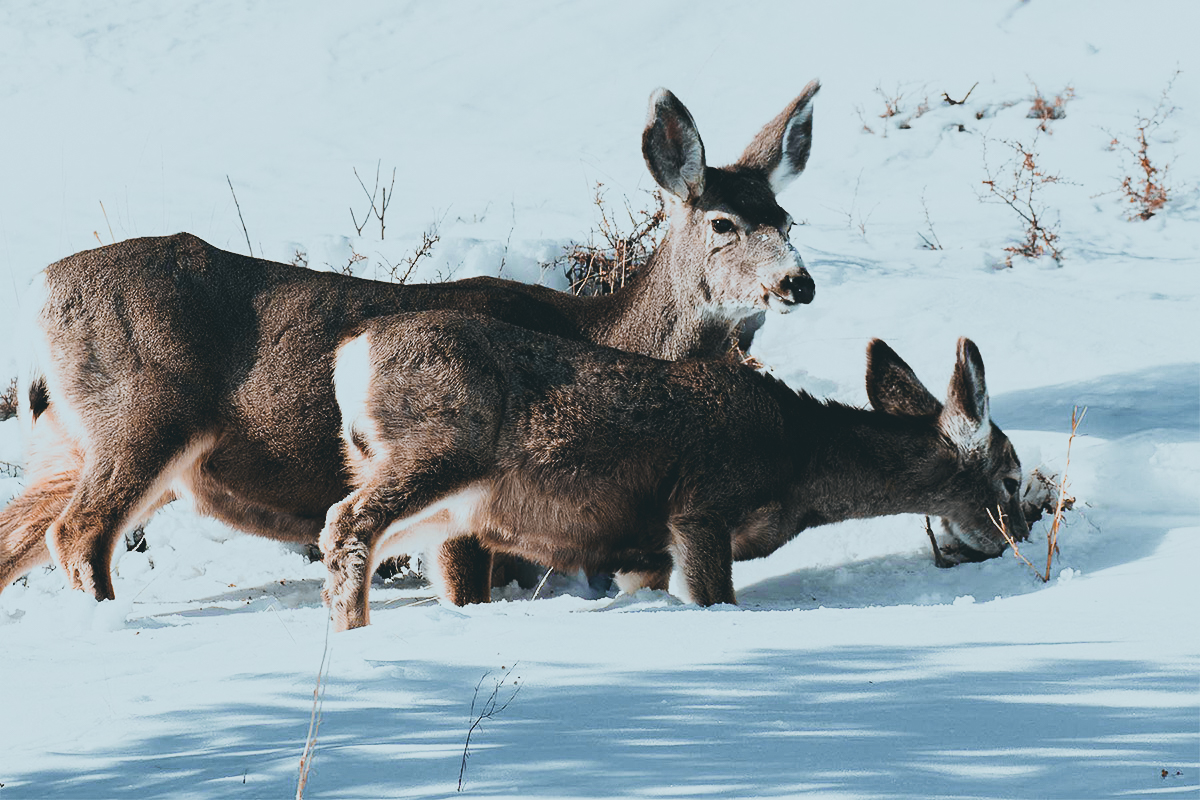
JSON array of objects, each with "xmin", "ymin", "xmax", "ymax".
[{"xmin": 0, "ymin": 2, "xmax": 1197, "ymax": 798}]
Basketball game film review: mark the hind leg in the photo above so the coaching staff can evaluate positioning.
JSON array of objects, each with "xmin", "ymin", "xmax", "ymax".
[
  {"xmin": 46, "ymin": 433, "xmax": 214, "ymax": 601},
  {"xmin": 320, "ymin": 477, "xmax": 487, "ymax": 630},
  {"xmin": 0, "ymin": 469, "xmax": 76, "ymax": 591}
]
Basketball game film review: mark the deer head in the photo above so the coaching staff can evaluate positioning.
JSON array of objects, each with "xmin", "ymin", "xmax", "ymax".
[
  {"xmin": 866, "ymin": 337, "xmax": 1028, "ymax": 562},
  {"xmin": 642, "ymin": 83, "xmax": 818, "ymax": 319}
]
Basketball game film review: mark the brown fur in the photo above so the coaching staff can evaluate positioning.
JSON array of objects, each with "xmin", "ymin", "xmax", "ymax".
[
  {"xmin": 2, "ymin": 85, "xmax": 822, "ymax": 600},
  {"xmin": 320, "ymin": 313, "xmax": 1028, "ymax": 629}
]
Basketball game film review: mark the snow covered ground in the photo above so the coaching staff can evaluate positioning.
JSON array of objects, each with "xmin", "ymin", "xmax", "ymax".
[{"xmin": 1, "ymin": 2, "xmax": 1197, "ymax": 798}]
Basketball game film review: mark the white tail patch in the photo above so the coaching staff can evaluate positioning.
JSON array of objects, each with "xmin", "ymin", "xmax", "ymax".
[{"xmin": 333, "ymin": 334, "xmax": 379, "ymax": 463}]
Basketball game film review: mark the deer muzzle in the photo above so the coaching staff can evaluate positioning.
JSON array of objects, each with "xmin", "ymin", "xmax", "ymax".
[
  {"xmin": 778, "ymin": 269, "xmax": 815, "ymax": 305},
  {"xmin": 763, "ymin": 267, "xmax": 815, "ymax": 309}
]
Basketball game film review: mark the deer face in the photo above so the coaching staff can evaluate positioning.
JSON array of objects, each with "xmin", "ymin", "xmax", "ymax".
[
  {"xmin": 866, "ymin": 337, "xmax": 1028, "ymax": 564},
  {"xmin": 643, "ymin": 84, "xmax": 819, "ymax": 321},
  {"xmin": 937, "ymin": 421, "xmax": 1029, "ymax": 563},
  {"xmin": 682, "ymin": 169, "xmax": 815, "ymax": 317}
]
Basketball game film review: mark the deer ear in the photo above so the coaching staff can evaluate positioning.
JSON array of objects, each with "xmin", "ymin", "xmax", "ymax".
[
  {"xmin": 735, "ymin": 80, "xmax": 820, "ymax": 194},
  {"xmin": 643, "ymin": 88, "xmax": 706, "ymax": 201},
  {"xmin": 944, "ymin": 337, "xmax": 990, "ymax": 430},
  {"xmin": 866, "ymin": 338, "xmax": 941, "ymax": 417}
]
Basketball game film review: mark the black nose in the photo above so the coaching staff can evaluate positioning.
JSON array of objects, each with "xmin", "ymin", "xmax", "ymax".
[{"xmin": 780, "ymin": 271, "xmax": 815, "ymax": 305}]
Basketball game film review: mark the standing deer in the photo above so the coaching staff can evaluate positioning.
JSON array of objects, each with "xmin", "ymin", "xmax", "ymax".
[
  {"xmin": 1, "ymin": 83, "xmax": 820, "ymax": 602},
  {"xmin": 320, "ymin": 314, "xmax": 1026, "ymax": 630}
]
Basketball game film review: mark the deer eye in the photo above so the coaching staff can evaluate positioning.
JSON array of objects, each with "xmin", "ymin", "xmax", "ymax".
[
  {"xmin": 1003, "ymin": 477, "xmax": 1020, "ymax": 495},
  {"xmin": 711, "ymin": 218, "xmax": 735, "ymax": 235}
]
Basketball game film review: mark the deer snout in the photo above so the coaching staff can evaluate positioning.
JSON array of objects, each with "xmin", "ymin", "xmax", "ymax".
[{"xmin": 778, "ymin": 269, "xmax": 815, "ymax": 305}]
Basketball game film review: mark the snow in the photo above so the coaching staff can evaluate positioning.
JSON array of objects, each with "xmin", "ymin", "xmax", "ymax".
[{"xmin": 1, "ymin": 2, "xmax": 1197, "ymax": 798}]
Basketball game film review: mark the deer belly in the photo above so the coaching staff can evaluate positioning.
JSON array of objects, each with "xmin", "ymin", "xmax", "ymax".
[{"xmin": 476, "ymin": 477, "xmax": 673, "ymax": 575}]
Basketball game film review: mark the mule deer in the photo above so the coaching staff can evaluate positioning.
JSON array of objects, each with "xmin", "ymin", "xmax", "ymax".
[
  {"xmin": 320, "ymin": 313, "xmax": 1027, "ymax": 630},
  {"xmin": 1, "ymin": 83, "xmax": 820, "ymax": 602}
]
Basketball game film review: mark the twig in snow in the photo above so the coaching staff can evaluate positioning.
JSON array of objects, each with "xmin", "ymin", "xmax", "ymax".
[
  {"xmin": 531, "ymin": 568, "xmax": 553, "ymax": 600},
  {"xmin": 918, "ymin": 190, "xmax": 943, "ymax": 250},
  {"xmin": 458, "ymin": 665, "xmax": 522, "ymax": 792},
  {"xmin": 227, "ymin": 175, "xmax": 254, "ymax": 257},
  {"xmin": 924, "ymin": 516, "xmax": 953, "ymax": 569},
  {"xmin": 942, "ymin": 82, "xmax": 979, "ymax": 106}
]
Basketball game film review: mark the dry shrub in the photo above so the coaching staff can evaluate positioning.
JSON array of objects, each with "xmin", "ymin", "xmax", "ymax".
[
  {"xmin": 857, "ymin": 84, "xmax": 930, "ymax": 134},
  {"xmin": 1108, "ymin": 72, "xmax": 1179, "ymax": 221},
  {"xmin": 0, "ymin": 377, "xmax": 17, "ymax": 422},
  {"xmin": 555, "ymin": 183, "xmax": 666, "ymax": 297},
  {"xmin": 385, "ymin": 226, "xmax": 439, "ymax": 284},
  {"xmin": 288, "ymin": 248, "xmax": 309, "ymax": 269},
  {"xmin": 981, "ymin": 135, "xmax": 1064, "ymax": 266},
  {"xmin": 1027, "ymin": 83, "xmax": 1075, "ymax": 132}
]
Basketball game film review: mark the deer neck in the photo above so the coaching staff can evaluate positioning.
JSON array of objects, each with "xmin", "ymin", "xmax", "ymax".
[
  {"xmin": 785, "ymin": 399, "xmax": 951, "ymax": 530},
  {"xmin": 590, "ymin": 233, "xmax": 738, "ymax": 360}
]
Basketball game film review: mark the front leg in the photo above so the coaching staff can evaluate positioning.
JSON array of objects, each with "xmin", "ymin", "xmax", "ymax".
[
  {"xmin": 319, "ymin": 488, "xmax": 387, "ymax": 631},
  {"xmin": 438, "ymin": 535, "xmax": 493, "ymax": 606},
  {"xmin": 669, "ymin": 511, "xmax": 736, "ymax": 607}
]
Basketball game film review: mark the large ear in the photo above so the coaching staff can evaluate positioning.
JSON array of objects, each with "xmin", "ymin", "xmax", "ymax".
[
  {"xmin": 642, "ymin": 88, "xmax": 706, "ymax": 201},
  {"xmin": 944, "ymin": 337, "xmax": 990, "ymax": 431},
  {"xmin": 735, "ymin": 79, "xmax": 820, "ymax": 194},
  {"xmin": 866, "ymin": 338, "xmax": 941, "ymax": 417}
]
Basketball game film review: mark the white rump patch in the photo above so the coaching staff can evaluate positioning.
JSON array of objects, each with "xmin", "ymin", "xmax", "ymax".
[{"xmin": 333, "ymin": 334, "xmax": 376, "ymax": 452}]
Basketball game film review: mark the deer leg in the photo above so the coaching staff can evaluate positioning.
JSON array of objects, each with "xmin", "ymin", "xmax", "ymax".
[
  {"xmin": 669, "ymin": 513, "xmax": 736, "ymax": 607},
  {"xmin": 319, "ymin": 488, "xmax": 386, "ymax": 631},
  {"xmin": 0, "ymin": 467, "xmax": 77, "ymax": 592},
  {"xmin": 45, "ymin": 433, "xmax": 213, "ymax": 601},
  {"xmin": 613, "ymin": 567, "xmax": 672, "ymax": 595},
  {"xmin": 438, "ymin": 535, "xmax": 493, "ymax": 606},
  {"xmin": 319, "ymin": 477, "xmax": 483, "ymax": 630}
]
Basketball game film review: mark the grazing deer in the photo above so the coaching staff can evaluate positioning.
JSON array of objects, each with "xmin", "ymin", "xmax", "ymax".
[
  {"xmin": 1, "ymin": 83, "xmax": 820, "ymax": 602},
  {"xmin": 321, "ymin": 314, "xmax": 1027, "ymax": 630}
]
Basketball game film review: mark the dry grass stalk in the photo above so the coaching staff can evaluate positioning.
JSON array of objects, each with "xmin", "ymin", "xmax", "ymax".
[
  {"xmin": 1043, "ymin": 406, "xmax": 1085, "ymax": 577},
  {"xmin": 990, "ymin": 505, "xmax": 1039, "ymax": 575},
  {"xmin": 557, "ymin": 183, "xmax": 665, "ymax": 297},
  {"xmin": 992, "ymin": 405, "xmax": 1085, "ymax": 582},
  {"xmin": 981, "ymin": 136, "xmax": 1064, "ymax": 266},
  {"xmin": 296, "ymin": 618, "xmax": 332, "ymax": 800},
  {"xmin": 735, "ymin": 345, "xmax": 765, "ymax": 370},
  {"xmin": 226, "ymin": 175, "xmax": 254, "ymax": 257}
]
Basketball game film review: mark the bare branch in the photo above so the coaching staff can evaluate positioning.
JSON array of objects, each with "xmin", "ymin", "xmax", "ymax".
[
  {"xmin": 942, "ymin": 82, "xmax": 979, "ymax": 106},
  {"xmin": 226, "ymin": 175, "xmax": 254, "ymax": 257},
  {"xmin": 458, "ymin": 666, "xmax": 522, "ymax": 792}
]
